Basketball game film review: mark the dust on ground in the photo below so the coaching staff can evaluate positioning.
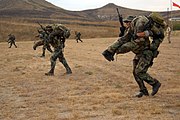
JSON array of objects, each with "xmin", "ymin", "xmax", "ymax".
[{"xmin": 0, "ymin": 37, "xmax": 180, "ymax": 120}]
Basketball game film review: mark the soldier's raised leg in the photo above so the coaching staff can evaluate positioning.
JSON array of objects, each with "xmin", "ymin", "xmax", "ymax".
[
  {"xmin": 33, "ymin": 40, "xmax": 44, "ymax": 50},
  {"xmin": 102, "ymin": 33, "xmax": 132, "ymax": 61}
]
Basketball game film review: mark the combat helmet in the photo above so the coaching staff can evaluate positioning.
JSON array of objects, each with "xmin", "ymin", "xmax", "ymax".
[
  {"xmin": 45, "ymin": 25, "xmax": 53, "ymax": 32},
  {"xmin": 123, "ymin": 15, "xmax": 136, "ymax": 22},
  {"xmin": 148, "ymin": 12, "xmax": 165, "ymax": 26}
]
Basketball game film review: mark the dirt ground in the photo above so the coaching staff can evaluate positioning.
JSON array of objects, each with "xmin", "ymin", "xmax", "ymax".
[{"xmin": 0, "ymin": 36, "xmax": 179, "ymax": 120}]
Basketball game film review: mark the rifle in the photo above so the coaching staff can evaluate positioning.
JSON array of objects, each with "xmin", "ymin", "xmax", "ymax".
[
  {"xmin": 116, "ymin": 8, "xmax": 125, "ymax": 37},
  {"xmin": 36, "ymin": 22, "xmax": 51, "ymax": 45},
  {"xmin": 37, "ymin": 22, "xmax": 49, "ymax": 35},
  {"xmin": 116, "ymin": 8, "xmax": 124, "ymax": 28}
]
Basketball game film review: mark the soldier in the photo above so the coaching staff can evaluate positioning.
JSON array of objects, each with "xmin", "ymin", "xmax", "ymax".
[
  {"xmin": 45, "ymin": 24, "xmax": 72, "ymax": 76},
  {"xmin": 166, "ymin": 26, "xmax": 171, "ymax": 43},
  {"xmin": 75, "ymin": 31, "xmax": 83, "ymax": 43},
  {"xmin": 102, "ymin": 13, "xmax": 167, "ymax": 97},
  {"xmin": 7, "ymin": 34, "xmax": 17, "ymax": 48},
  {"xmin": 102, "ymin": 15, "xmax": 135, "ymax": 61},
  {"xmin": 119, "ymin": 15, "xmax": 135, "ymax": 37},
  {"xmin": 33, "ymin": 30, "xmax": 53, "ymax": 57}
]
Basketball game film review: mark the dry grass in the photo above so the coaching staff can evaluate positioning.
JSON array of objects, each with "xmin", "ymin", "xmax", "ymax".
[
  {"xmin": 0, "ymin": 35, "xmax": 179, "ymax": 120},
  {"xmin": 0, "ymin": 18, "xmax": 119, "ymax": 42}
]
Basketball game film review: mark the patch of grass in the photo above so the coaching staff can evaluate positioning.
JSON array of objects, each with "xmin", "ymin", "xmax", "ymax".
[
  {"xmin": 112, "ymin": 108, "xmax": 123, "ymax": 116},
  {"xmin": 114, "ymin": 84, "xmax": 123, "ymax": 88},
  {"xmin": 85, "ymin": 71, "xmax": 93, "ymax": 75},
  {"xmin": 74, "ymin": 64, "xmax": 82, "ymax": 68}
]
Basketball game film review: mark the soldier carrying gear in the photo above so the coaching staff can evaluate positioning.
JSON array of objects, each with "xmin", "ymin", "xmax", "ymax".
[
  {"xmin": 33, "ymin": 29, "xmax": 53, "ymax": 57},
  {"xmin": 75, "ymin": 31, "xmax": 83, "ymax": 43},
  {"xmin": 45, "ymin": 24, "xmax": 72, "ymax": 76},
  {"xmin": 102, "ymin": 15, "xmax": 135, "ymax": 61},
  {"xmin": 7, "ymin": 34, "xmax": 17, "ymax": 48},
  {"xmin": 102, "ymin": 12, "xmax": 166, "ymax": 98}
]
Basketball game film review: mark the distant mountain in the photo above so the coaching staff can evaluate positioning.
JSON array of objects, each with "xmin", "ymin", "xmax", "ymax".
[
  {"xmin": 0, "ymin": 0, "xmax": 179, "ymax": 21},
  {"xmin": 81, "ymin": 3, "xmax": 180, "ymax": 21},
  {"xmin": 81, "ymin": 3, "xmax": 150, "ymax": 21},
  {"xmin": 0, "ymin": 0, "xmax": 88, "ymax": 20},
  {"xmin": 0, "ymin": 0, "xmax": 60, "ymax": 17}
]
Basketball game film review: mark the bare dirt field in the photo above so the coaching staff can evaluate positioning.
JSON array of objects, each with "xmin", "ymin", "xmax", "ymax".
[{"xmin": 0, "ymin": 36, "xmax": 179, "ymax": 120}]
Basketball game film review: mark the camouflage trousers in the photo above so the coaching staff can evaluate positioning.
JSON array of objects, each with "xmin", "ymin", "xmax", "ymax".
[
  {"xmin": 133, "ymin": 50, "xmax": 157, "ymax": 91},
  {"xmin": 9, "ymin": 41, "xmax": 17, "ymax": 48},
  {"xmin": 48, "ymin": 47, "xmax": 72, "ymax": 74},
  {"xmin": 108, "ymin": 40, "xmax": 158, "ymax": 91},
  {"xmin": 107, "ymin": 37, "xmax": 149, "ymax": 54},
  {"xmin": 76, "ymin": 37, "xmax": 83, "ymax": 43}
]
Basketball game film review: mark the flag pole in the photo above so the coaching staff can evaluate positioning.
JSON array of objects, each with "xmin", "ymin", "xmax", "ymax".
[
  {"xmin": 167, "ymin": 8, "xmax": 170, "ymax": 25},
  {"xmin": 170, "ymin": 0, "xmax": 173, "ymax": 31}
]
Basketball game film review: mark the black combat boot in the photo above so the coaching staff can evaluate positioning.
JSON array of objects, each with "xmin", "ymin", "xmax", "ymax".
[
  {"xmin": 151, "ymin": 80, "xmax": 161, "ymax": 96},
  {"xmin": 45, "ymin": 69, "xmax": 54, "ymax": 76},
  {"xmin": 135, "ymin": 89, "xmax": 149, "ymax": 98},
  {"xmin": 40, "ymin": 55, "xmax": 45, "ymax": 57},
  {"xmin": 66, "ymin": 67, "xmax": 72, "ymax": 74},
  {"xmin": 102, "ymin": 49, "xmax": 115, "ymax": 62},
  {"xmin": 45, "ymin": 72, "xmax": 54, "ymax": 76},
  {"xmin": 33, "ymin": 45, "xmax": 37, "ymax": 50},
  {"xmin": 40, "ymin": 52, "xmax": 45, "ymax": 57},
  {"xmin": 59, "ymin": 58, "xmax": 72, "ymax": 75}
]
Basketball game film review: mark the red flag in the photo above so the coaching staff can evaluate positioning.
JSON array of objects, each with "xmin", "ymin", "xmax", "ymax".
[{"xmin": 173, "ymin": 2, "xmax": 180, "ymax": 8}]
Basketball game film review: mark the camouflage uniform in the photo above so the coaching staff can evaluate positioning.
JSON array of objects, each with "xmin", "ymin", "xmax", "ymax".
[
  {"xmin": 103, "ymin": 15, "xmax": 135, "ymax": 61},
  {"xmin": 102, "ymin": 13, "xmax": 166, "ymax": 97},
  {"xmin": 33, "ymin": 31, "xmax": 53, "ymax": 57},
  {"xmin": 119, "ymin": 15, "xmax": 135, "ymax": 37},
  {"xmin": 7, "ymin": 34, "xmax": 17, "ymax": 48},
  {"xmin": 45, "ymin": 24, "xmax": 72, "ymax": 76},
  {"xmin": 75, "ymin": 31, "xmax": 83, "ymax": 43}
]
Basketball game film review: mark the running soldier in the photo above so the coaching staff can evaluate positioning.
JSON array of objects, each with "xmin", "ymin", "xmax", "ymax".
[
  {"xmin": 33, "ymin": 29, "xmax": 53, "ymax": 57},
  {"xmin": 7, "ymin": 34, "xmax": 17, "ymax": 48},
  {"xmin": 75, "ymin": 31, "xmax": 83, "ymax": 43}
]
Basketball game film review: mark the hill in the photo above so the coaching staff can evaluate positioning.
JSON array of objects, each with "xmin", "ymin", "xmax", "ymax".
[
  {"xmin": 0, "ymin": 0, "xmax": 179, "ymax": 42},
  {"xmin": 1, "ymin": 1, "xmax": 179, "ymax": 21}
]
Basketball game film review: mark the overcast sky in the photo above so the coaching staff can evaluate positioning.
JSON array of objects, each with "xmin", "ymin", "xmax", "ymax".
[{"xmin": 46, "ymin": 0, "xmax": 180, "ymax": 11}]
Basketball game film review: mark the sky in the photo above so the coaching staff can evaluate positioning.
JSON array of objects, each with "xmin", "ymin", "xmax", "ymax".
[{"xmin": 46, "ymin": 0, "xmax": 180, "ymax": 11}]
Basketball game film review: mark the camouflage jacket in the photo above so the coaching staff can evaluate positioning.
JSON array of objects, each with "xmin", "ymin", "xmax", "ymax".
[
  {"xmin": 120, "ymin": 15, "xmax": 166, "ymax": 54},
  {"xmin": 8, "ymin": 35, "xmax": 15, "ymax": 43},
  {"xmin": 48, "ymin": 24, "xmax": 70, "ymax": 49}
]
